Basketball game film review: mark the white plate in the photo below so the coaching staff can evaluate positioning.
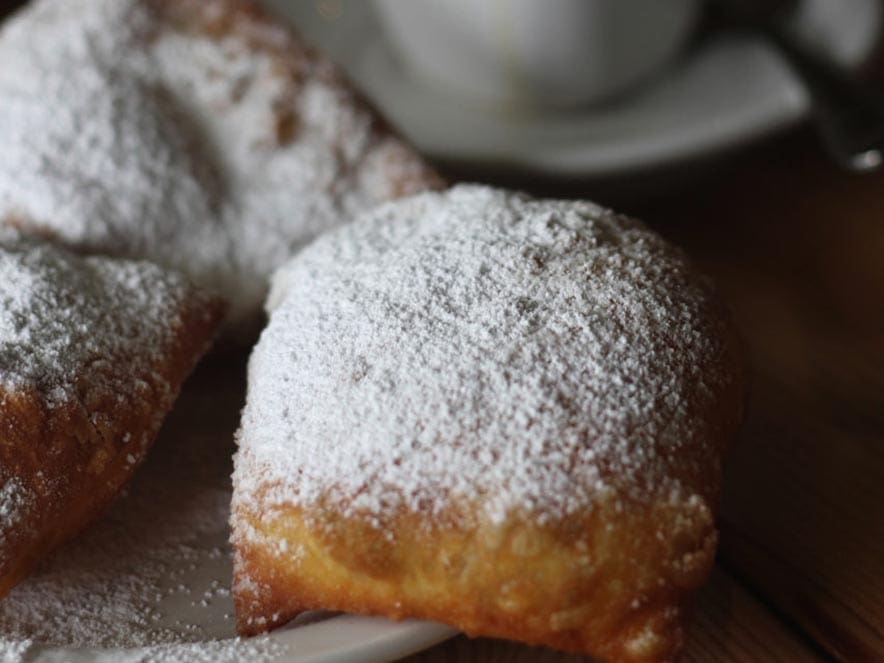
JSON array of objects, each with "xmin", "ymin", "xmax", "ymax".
[
  {"xmin": 262, "ymin": 0, "xmax": 881, "ymax": 177},
  {"xmin": 0, "ymin": 361, "xmax": 457, "ymax": 663}
]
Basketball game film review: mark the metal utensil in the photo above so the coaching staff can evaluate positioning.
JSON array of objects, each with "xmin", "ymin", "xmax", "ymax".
[{"xmin": 712, "ymin": 0, "xmax": 884, "ymax": 172}]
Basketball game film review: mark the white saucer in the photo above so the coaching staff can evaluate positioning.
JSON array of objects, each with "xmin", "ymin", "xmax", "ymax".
[{"xmin": 262, "ymin": 0, "xmax": 881, "ymax": 177}]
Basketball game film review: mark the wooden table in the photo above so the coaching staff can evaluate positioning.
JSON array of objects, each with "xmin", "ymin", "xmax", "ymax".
[{"xmin": 402, "ymin": 128, "xmax": 884, "ymax": 662}]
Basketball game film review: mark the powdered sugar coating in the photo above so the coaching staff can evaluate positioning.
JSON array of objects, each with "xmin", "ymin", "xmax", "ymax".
[
  {"xmin": 0, "ymin": 480, "xmax": 28, "ymax": 558},
  {"xmin": 0, "ymin": 234, "xmax": 217, "ymax": 576},
  {"xmin": 233, "ymin": 185, "xmax": 741, "ymax": 528},
  {"xmin": 0, "ymin": 360, "xmax": 289, "ymax": 663},
  {"xmin": 0, "ymin": 0, "xmax": 440, "ymax": 327},
  {"xmin": 0, "ymin": 236, "xmax": 204, "ymax": 398}
]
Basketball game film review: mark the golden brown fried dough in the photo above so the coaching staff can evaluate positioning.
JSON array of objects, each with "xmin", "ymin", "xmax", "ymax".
[
  {"xmin": 231, "ymin": 186, "xmax": 746, "ymax": 663},
  {"xmin": 0, "ymin": 236, "xmax": 223, "ymax": 598}
]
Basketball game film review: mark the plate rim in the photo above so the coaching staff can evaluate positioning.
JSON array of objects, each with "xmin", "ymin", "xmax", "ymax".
[
  {"xmin": 269, "ymin": 615, "xmax": 459, "ymax": 663},
  {"xmin": 266, "ymin": 0, "xmax": 883, "ymax": 177}
]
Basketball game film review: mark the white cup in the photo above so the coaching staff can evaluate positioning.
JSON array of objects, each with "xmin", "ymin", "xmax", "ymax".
[{"xmin": 372, "ymin": 0, "xmax": 701, "ymax": 108}]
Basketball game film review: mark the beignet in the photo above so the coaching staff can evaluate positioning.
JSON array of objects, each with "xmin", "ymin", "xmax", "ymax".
[
  {"xmin": 0, "ymin": 0, "xmax": 442, "ymax": 329},
  {"xmin": 0, "ymin": 234, "xmax": 223, "ymax": 598},
  {"xmin": 230, "ymin": 186, "xmax": 746, "ymax": 663}
]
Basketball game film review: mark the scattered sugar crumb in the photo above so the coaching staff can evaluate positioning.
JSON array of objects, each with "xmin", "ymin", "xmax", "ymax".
[{"xmin": 0, "ymin": 357, "xmax": 288, "ymax": 663}]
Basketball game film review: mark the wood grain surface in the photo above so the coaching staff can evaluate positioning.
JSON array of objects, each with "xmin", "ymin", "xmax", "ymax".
[{"xmin": 655, "ymin": 135, "xmax": 884, "ymax": 663}]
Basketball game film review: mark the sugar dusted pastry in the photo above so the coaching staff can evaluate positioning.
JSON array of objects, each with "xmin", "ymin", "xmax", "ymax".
[
  {"xmin": 0, "ymin": 234, "xmax": 223, "ymax": 599},
  {"xmin": 0, "ymin": 0, "xmax": 442, "ymax": 329},
  {"xmin": 230, "ymin": 186, "xmax": 746, "ymax": 663}
]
